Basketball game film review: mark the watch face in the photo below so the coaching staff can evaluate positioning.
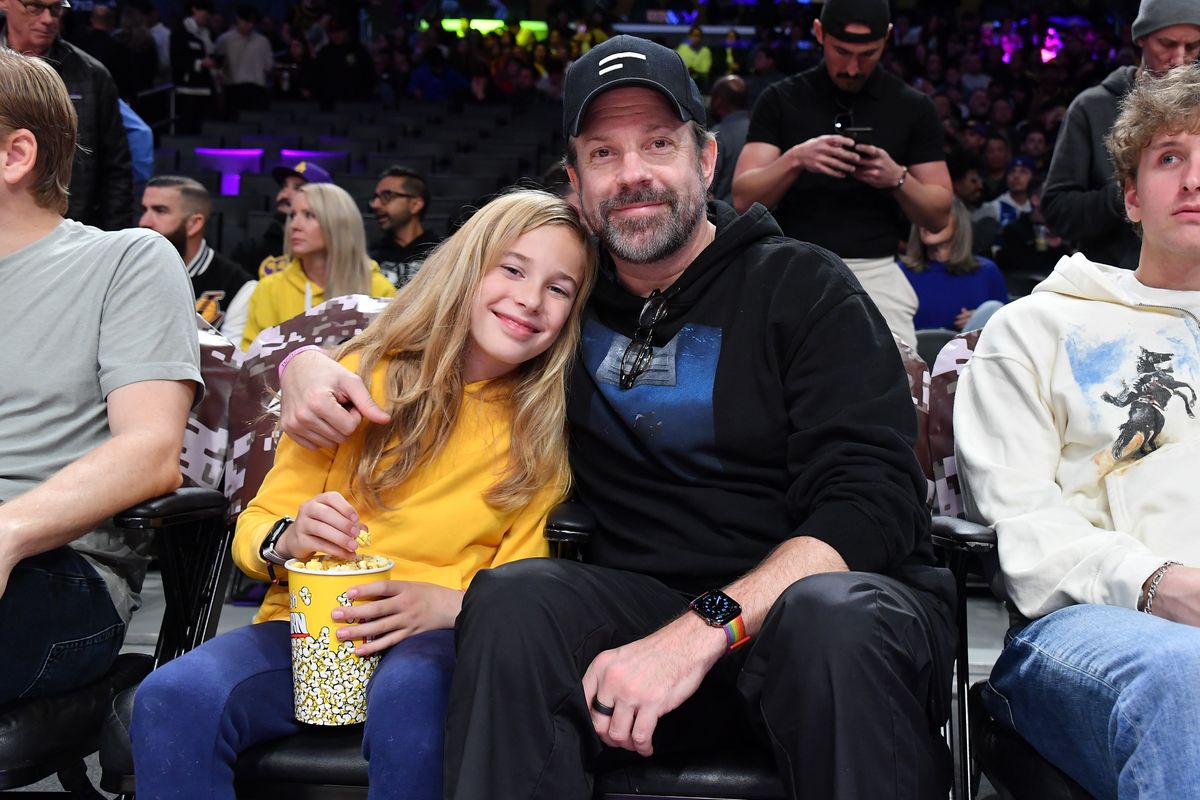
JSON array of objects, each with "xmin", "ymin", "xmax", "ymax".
[{"xmin": 690, "ymin": 590, "xmax": 742, "ymax": 626}]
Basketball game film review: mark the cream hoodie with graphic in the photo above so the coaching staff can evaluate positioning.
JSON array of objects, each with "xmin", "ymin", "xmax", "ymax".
[{"xmin": 956, "ymin": 252, "xmax": 1200, "ymax": 619}]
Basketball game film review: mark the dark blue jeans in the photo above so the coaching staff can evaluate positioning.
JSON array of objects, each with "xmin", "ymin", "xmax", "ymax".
[
  {"xmin": 132, "ymin": 621, "xmax": 455, "ymax": 800},
  {"xmin": 0, "ymin": 547, "xmax": 125, "ymax": 705}
]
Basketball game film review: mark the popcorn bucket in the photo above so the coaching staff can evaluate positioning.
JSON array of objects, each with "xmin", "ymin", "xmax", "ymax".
[{"xmin": 286, "ymin": 556, "xmax": 393, "ymax": 725}]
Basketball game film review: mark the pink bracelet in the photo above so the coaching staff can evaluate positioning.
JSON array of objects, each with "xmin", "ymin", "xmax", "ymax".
[{"xmin": 278, "ymin": 345, "xmax": 325, "ymax": 382}]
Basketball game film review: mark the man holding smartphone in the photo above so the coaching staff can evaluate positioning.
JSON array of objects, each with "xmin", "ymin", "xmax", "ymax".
[{"xmin": 733, "ymin": 0, "xmax": 951, "ymax": 348}]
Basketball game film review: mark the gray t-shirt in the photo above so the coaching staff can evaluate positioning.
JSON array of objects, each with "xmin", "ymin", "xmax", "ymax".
[{"xmin": 0, "ymin": 220, "xmax": 202, "ymax": 623}]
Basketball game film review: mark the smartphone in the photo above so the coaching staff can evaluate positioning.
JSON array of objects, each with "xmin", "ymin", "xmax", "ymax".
[{"xmin": 840, "ymin": 126, "xmax": 874, "ymax": 147}]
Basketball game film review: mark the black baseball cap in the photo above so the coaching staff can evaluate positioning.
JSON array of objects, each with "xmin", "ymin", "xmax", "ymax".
[
  {"xmin": 563, "ymin": 35, "xmax": 706, "ymax": 138},
  {"xmin": 820, "ymin": 0, "xmax": 891, "ymax": 44}
]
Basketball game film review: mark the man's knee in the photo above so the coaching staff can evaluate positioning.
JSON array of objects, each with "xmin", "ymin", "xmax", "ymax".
[
  {"xmin": 460, "ymin": 558, "xmax": 582, "ymax": 632},
  {"xmin": 763, "ymin": 572, "xmax": 891, "ymax": 656}
]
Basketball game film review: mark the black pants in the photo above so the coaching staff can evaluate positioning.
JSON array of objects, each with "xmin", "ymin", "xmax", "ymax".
[{"xmin": 444, "ymin": 559, "xmax": 956, "ymax": 800}]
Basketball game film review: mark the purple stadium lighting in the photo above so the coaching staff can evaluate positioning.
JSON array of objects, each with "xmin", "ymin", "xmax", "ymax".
[{"xmin": 194, "ymin": 147, "xmax": 265, "ymax": 196}]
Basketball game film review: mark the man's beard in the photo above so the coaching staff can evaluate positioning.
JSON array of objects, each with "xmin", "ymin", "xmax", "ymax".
[
  {"xmin": 376, "ymin": 211, "xmax": 404, "ymax": 235},
  {"xmin": 586, "ymin": 177, "xmax": 707, "ymax": 264},
  {"xmin": 165, "ymin": 222, "xmax": 189, "ymax": 259}
]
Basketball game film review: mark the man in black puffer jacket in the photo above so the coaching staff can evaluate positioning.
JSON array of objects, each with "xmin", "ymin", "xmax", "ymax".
[{"xmin": 1, "ymin": 2, "xmax": 132, "ymax": 230}]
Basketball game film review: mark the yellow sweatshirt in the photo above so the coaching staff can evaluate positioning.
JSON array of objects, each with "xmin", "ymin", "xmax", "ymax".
[
  {"xmin": 232, "ymin": 354, "xmax": 559, "ymax": 623},
  {"xmin": 241, "ymin": 258, "xmax": 397, "ymax": 349}
]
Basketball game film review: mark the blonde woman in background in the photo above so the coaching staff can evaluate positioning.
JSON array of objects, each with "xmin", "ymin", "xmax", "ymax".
[{"xmin": 241, "ymin": 182, "xmax": 397, "ymax": 349}]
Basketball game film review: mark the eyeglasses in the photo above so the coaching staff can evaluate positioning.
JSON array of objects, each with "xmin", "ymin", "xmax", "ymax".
[
  {"xmin": 18, "ymin": 0, "xmax": 69, "ymax": 17},
  {"xmin": 618, "ymin": 288, "xmax": 674, "ymax": 390},
  {"xmin": 371, "ymin": 190, "xmax": 418, "ymax": 204}
]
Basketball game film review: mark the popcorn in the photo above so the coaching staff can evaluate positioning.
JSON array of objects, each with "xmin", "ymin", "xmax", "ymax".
[
  {"xmin": 355, "ymin": 527, "xmax": 371, "ymax": 547},
  {"xmin": 293, "ymin": 554, "xmax": 390, "ymax": 573}
]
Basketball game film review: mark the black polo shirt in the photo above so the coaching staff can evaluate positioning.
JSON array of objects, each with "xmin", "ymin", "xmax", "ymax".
[{"xmin": 747, "ymin": 62, "xmax": 944, "ymax": 259}]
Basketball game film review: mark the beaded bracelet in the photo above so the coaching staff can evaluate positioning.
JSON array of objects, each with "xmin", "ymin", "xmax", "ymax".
[{"xmin": 1140, "ymin": 561, "xmax": 1180, "ymax": 615}]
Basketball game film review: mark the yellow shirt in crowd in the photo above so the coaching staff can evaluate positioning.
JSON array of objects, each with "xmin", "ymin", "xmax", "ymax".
[
  {"xmin": 232, "ymin": 354, "xmax": 560, "ymax": 624},
  {"xmin": 241, "ymin": 258, "xmax": 397, "ymax": 349}
]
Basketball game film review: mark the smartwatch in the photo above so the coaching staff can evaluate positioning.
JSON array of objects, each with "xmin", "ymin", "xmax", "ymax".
[
  {"xmin": 689, "ymin": 590, "xmax": 751, "ymax": 652},
  {"xmin": 260, "ymin": 516, "xmax": 294, "ymax": 583}
]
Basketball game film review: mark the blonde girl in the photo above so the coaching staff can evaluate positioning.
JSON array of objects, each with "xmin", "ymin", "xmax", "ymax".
[{"xmin": 133, "ymin": 190, "xmax": 596, "ymax": 800}]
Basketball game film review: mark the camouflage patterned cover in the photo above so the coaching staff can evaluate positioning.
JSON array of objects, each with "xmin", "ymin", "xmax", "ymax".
[
  {"xmin": 929, "ymin": 329, "xmax": 983, "ymax": 518},
  {"xmin": 224, "ymin": 295, "xmax": 391, "ymax": 518},
  {"xmin": 895, "ymin": 335, "xmax": 934, "ymax": 509},
  {"xmin": 181, "ymin": 317, "xmax": 239, "ymax": 490}
]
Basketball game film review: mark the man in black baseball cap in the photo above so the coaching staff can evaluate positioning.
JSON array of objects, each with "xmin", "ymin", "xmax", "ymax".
[
  {"xmin": 275, "ymin": 32, "xmax": 955, "ymax": 799},
  {"xmin": 733, "ymin": 0, "xmax": 953, "ymax": 350},
  {"xmin": 440, "ymin": 32, "xmax": 957, "ymax": 800}
]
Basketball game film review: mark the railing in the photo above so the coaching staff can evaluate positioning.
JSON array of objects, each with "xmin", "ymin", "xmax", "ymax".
[{"xmin": 134, "ymin": 82, "xmax": 176, "ymax": 139}]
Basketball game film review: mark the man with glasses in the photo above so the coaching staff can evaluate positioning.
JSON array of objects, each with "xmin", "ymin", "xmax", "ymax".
[
  {"xmin": 277, "ymin": 34, "xmax": 955, "ymax": 799},
  {"xmin": 0, "ymin": 0, "xmax": 133, "ymax": 230},
  {"xmin": 732, "ymin": 0, "xmax": 951, "ymax": 348},
  {"xmin": 368, "ymin": 165, "xmax": 441, "ymax": 288}
]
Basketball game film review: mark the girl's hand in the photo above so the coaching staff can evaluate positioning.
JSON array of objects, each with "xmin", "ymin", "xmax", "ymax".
[
  {"xmin": 332, "ymin": 581, "xmax": 465, "ymax": 656},
  {"xmin": 278, "ymin": 491, "xmax": 364, "ymax": 562}
]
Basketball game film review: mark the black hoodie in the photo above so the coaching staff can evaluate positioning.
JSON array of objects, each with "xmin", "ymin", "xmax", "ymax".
[{"xmin": 567, "ymin": 202, "xmax": 945, "ymax": 599}]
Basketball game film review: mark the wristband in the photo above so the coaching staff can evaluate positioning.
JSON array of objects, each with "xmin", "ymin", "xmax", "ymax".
[
  {"xmin": 723, "ymin": 616, "xmax": 751, "ymax": 651},
  {"xmin": 278, "ymin": 345, "xmax": 325, "ymax": 382},
  {"xmin": 893, "ymin": 166, "xmax": 909, "ymax": 190}
]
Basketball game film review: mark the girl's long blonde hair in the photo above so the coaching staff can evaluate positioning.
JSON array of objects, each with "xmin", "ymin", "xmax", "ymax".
[
  {"xmin": 287, "ymin": 183, "xmax": 375, "ymax": 298},
  {"xmin": 337, "ymin": 189, "xmax": 597, "ymax": 512}
]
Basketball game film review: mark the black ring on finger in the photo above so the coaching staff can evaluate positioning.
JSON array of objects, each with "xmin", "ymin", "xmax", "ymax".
[{"xmin": 591, "ymin": 697, "xmax": 615, "ymax": 716}]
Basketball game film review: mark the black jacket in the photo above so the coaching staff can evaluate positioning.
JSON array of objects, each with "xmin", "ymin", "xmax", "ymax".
[
  {"xmin": 170, "ymin": 19, "xmax": 216, "ymax": 94},
  {"xmin": 191, "ymin": 246, "xmax": 253, "ymax": 328},
  {"xmin": 3, "ymin": 26, "xmax": 133, "ymax": 230},
  {"xmin": 567, "ymin": 202, "xmax": 945, "ymax": 599},
  {"xmin": 1042, "ymin": 66, "xmax": 1139, "ymax": 269}
]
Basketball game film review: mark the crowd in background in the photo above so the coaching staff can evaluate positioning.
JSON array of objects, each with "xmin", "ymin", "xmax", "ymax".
[
  {"xmin": 40, "ymin": 0, "xmax": 1151, "ymax": 326},
  {"xmin": 56, "ymin": 1, "xmax": 1139, "ymax": 142}
]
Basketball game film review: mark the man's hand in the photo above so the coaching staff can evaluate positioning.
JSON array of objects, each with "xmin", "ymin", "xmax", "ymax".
[
  {"xmin": 279, "ymin": 350, "xmax": 389, "ymax": 450},
  {"xmin": 281, "ymin": 491, "xmax": 364, "ymax": 562},
  {"xmin": 1143, "ymin": 564, "xmax": 1200, "ymax": 626},
  {"xmin": 789, "ymin": 135, "xmax": 860, "ymax": 178},
  {"xmin": 851, "ymin": 144, "xmax": 906, "ymax": 190},
  {"xmin": 581, "ymin": 617, "xmax": 725, "ymax": 757},
  {"xmin": 333, "ymin": 581, "xmax": 464, "ymax": 656}
]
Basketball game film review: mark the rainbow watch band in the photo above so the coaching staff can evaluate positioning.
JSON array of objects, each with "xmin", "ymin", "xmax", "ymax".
[{"xmin": 723, "ymin": 616, "xmax": 751, "ymax": 651}]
